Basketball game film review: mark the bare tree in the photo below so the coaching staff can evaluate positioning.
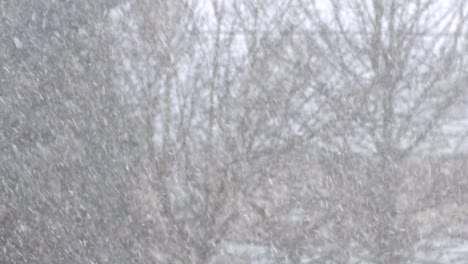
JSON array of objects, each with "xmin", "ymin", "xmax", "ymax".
[
  {"xmin": 290, "ymin": 0, "xmax": 468, "ymax": 262},
  {"xmin": 111, "ymin": 0, "xmax": 341, "ymax": 262}
]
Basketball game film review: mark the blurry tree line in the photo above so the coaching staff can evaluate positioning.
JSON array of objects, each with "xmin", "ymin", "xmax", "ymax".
[{"xmin": 1, "ymin": 0, "xmax": 468, "ymax": 263}]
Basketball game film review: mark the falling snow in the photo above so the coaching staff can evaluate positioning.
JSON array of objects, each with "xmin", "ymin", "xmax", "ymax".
[{"xmin": 2, "ymin": 0, "xmax": 468, "ymax": 263}]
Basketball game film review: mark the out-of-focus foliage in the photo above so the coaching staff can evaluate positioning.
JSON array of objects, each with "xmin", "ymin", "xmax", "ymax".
[{"xmin": 1, "ymin": 0, "xmax": 144, "ymax": 262}]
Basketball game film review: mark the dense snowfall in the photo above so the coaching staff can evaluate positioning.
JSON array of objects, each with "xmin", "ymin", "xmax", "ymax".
[{"xmin": 2, "ymin": 0, "xmax": 468, "ymax": 263}]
